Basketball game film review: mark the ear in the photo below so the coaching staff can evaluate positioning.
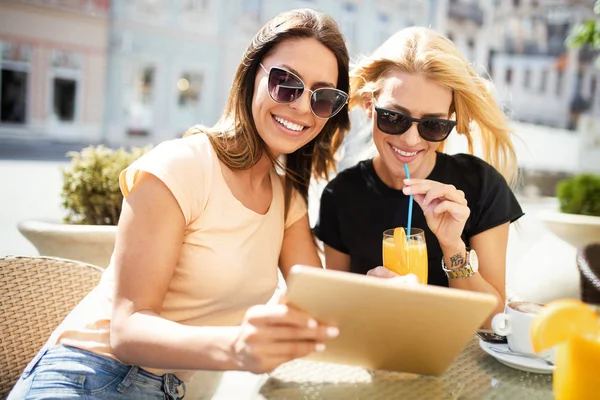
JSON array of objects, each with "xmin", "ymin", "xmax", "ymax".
[{"xmin": 362, "ymin": 93, "xmax": 374, "ymax": 119}]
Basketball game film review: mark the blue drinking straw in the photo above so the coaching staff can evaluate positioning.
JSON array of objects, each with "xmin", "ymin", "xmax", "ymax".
[{"xmin": 404, "ymin": 164, "xmax": 413, "ymax": 241}]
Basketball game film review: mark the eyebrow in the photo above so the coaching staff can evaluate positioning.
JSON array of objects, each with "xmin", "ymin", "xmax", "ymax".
[
  {"xmin": 278, "ymin": 64, "xmax": 336, "ymax": 88},
  {"xmin": 385, "ymin": 102, "xmax": 447, "ymax": 119}
]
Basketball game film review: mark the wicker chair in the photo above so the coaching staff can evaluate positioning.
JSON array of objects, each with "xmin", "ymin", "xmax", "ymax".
[
  {"xmin": 0, "ymin": 255, "xmax": 103, "ymax": 397},
  {"xmin": 577, "ymin": 243, "xmax": 600, "ymax": 305}
]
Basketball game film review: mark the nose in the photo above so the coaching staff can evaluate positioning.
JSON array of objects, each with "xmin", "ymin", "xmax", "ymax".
[
  {"xmin": 402, "ymin": 122, "xmax": 422, "ymax": 146},
  {"xmin": 290, "ymin": 89, "xmax": 312, "ymax": 115}
]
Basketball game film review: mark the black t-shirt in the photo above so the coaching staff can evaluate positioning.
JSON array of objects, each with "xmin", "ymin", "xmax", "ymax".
[{"xmin": 314, "ymin": 152, "xmax": 524, "ymax": 287}]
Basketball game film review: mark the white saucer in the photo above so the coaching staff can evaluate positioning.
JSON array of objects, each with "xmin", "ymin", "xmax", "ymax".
[{"xmin": 479, "ymin": 339, "xmax": 555, "ymax": 374}]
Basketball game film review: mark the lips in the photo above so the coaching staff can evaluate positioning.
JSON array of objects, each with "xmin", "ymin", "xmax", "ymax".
[
  {"xmin": 273, "ymin": 115, "xmax": 307, "ymax": 132},
  {"xmin": 390, "ymin": 143, "xmax": 422, "ymax": 163}
]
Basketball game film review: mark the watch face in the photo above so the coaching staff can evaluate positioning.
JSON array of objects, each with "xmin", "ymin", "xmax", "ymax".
[{"xmin": 469, "ymin": 249, "xmax": 479, "ymax": 272}]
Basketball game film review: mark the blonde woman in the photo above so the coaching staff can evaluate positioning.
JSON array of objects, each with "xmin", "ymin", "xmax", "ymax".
[
  {"xmin": 10, "ymin": 9, "xmax": 349, "ymax": 400},
  {"xmin": 315, "ymin": 27, "xmax": 522, "ymax": 322}
]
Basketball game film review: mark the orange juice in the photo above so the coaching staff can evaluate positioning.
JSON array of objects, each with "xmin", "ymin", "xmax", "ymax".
[
  {"xmin": 554, "ymin": 334, "xmax": 600, "ymax": 399},
  {"xmin": 530, "ymin": 300, "xmax": 600, "ymax": 400},
  {"xmin": 382, "ymin": 228, "xmax": 428, "ymax": 284}
]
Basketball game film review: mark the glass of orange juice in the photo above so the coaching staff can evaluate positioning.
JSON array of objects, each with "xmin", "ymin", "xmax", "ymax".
[
  {"xmin": 530, "ymin": 300, "xmax": 600, "ymax": 399},
  {"xmin": 382, "ymin": 228, "xmax": 428, "ymax": 284}
]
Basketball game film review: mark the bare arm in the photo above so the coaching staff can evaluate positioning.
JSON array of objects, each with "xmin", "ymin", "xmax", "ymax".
[
  {"xmin": 323, "ymin": 244, "xmax": 351, "ymax": 272},
  {"xmin": 110, "ymin": 172, "xmax": 240, "ymax": 370},
  {"xmin": 443, "ymin": 223, "xmax": 509, "ymax": 328},
  {"xmin": 279, "ymin": 214, "xmax": 322, "ymax": 280},
  {"xmin": 111, "ymin": 172, "xmax": 333, "ymax": 372}
]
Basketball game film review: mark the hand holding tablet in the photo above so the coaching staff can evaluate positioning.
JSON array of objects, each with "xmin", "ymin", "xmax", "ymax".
[{"xmin": 285, "ymin": 265, "xmax": 497, "ymax": 375}]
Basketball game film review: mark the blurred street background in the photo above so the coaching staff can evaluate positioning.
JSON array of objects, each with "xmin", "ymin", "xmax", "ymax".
[{"xmin": 1, "ymin": 0, "xmax": 599, "ymax": 295}]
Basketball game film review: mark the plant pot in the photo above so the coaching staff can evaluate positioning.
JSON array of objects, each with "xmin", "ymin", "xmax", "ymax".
[
  {"xmin": 18, "ymin": 220, "xmax": 117, "ymax": 268},
  {"xmin": 538, "ymin": 210, "xmax": 600, "ymax": 248}
]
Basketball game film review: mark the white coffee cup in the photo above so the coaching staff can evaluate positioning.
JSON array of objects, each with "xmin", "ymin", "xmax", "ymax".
[{"xmin": 491, "ymin": 301, "xmax": 545, "ymax": 355}]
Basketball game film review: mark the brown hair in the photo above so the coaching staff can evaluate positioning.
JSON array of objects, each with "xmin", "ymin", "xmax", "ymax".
[
  {"xmin": 350, "ymin": 27, "xmax": 518, "ymax": 185},
  {"xmin": 185, "ymin": 9, "xmax": 350, "ymax": 215}
]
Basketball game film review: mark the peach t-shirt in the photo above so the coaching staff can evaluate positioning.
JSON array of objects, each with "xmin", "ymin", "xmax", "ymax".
[{"xmin": 47, "ymin": 133, "xmax": 307, "ymax": 379}]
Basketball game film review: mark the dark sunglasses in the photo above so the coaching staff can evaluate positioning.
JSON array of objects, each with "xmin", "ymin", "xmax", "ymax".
[
  {"xmin": 375, "ymin": 106, "xmax": 457, "ymax": 142},
  {"xmin": 260, "ymin": 63, "xmax": 348, "ymax": 119}
]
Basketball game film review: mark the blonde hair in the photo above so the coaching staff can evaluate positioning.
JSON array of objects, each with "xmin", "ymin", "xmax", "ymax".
[
  {"xmin": 184, "ymin": 9, "xmax": 350, "ymax": 216},
  {"xmin": 350, "ymin": 27, "xmax": 517, "ymax": 185}
]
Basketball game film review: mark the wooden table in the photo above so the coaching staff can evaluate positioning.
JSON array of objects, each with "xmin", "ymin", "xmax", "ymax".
[{"xmin": 186, "ymin": 337, "xmax": 554, "ymax": 400}]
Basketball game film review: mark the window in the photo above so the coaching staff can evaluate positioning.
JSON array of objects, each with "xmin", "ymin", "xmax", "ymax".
[
  {"xmin": 53, "ymin": 78, "xmax": 76, "ymax": 122},
  {"xmin": 178, "ymin": 72, "xmax": 202, "ymax": 108},
  {"xmin": 467, "ymin": 38, "xmax": 475, "ymax": 61},
  {"xmin": 524, "ymin": 69, "xmax": 531, "ymax": 89},
  {"xmin": 505, "ymin": 68, "xmax": 513, "ymax": 84},
  {"xmin": 0, "ymin": 41, "xmax": 31, "ymax": 124},
  {"xmin": 556, "ymin": 71, "xmax": 563, "ymax": 95},
  {"xmin": 539, "ymin": 69, "xmax": 547, "ymax": 93},
  {"xmin": 0, "ymin": 69, "xmax": 27, "ymax": 123},
  {"xmin": 127, "ymin": 65, "xmax": 155, "ymax": 136},
  {"xmin": 139, "ymin": 66, "xmax": 155, "ymax": 104},
  {"xmin": 50, "ymin": 50, "xmax": 81, "ymax": 123}
]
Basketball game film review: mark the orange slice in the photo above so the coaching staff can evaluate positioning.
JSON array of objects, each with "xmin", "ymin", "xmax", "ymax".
[
  {"xmin": 393, "ymin": 228, "xmax": 409, "ymax": 275},
  {"xmin": 530, "ymin": 299, "xmax": 599, "ymax": 354}
]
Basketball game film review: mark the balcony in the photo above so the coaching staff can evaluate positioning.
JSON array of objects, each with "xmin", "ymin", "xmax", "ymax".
[{"xmin": 448, "ymin": 2, "xmax": 484, "ymax": 26}]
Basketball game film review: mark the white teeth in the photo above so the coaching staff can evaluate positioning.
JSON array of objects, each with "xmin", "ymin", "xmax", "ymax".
[
  {"xmin": 391, "ymin": 145, "xmax": 418, "ymax": 157},
  {"xmin": 274, "ymin": 116, "xmax": 304, "ymax": 132}
]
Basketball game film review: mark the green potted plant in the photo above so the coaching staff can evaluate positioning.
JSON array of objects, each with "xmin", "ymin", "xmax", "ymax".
[
  {"xmin": 18, "ymin": 145, "xmax": 151, "ymax": 268},
  {"xmin": 539, "ymin": 173, "xmax": 600, "ymax": 248}
]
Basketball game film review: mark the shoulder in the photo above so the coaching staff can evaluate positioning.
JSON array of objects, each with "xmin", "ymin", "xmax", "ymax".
[
  {"xmin": 149, "ymin": 133, "xmax": 213, "ymax": 164},
  {"xmin": 437, "ymin": 153, "xmax": 506, "ymax": 186},
  {"xmin": 323, "ymin": 160, "xmax": 370, "ymax": 194},
  {"xmin": 120, "ymin": 134, "xmax": 214, "ymax": 224}
]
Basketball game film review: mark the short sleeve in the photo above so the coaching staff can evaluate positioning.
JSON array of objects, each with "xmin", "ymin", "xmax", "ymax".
[
  {"xmin": 313, "ymin": 182, "xmax": 349, "ymax": 254},
  {"xmin": 468, "ymin": 164, "xmax": 524, "ymax": 237},
  {"xmin": 285, "ymin": 187, "xmax": 308, "ymax": 229},
  {"xmin": 119, "ymin": 135, "xmax": 212, "ymax": 226}
]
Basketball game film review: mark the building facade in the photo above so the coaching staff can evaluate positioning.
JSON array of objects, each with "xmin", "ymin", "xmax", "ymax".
[
  {"xmin": 488, "ymin": 0, "xmax": 598, "ymax": 129},
  {"xmin": 103, "ymin": 0, "xmax": 431, "ymax": 145},
  {"xmin": 0, "ymin": 0, "xmax": 109, "ymax": 142}
]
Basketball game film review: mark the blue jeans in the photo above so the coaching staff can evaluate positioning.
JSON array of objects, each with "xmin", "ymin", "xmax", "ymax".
[{"xmin": 8, "ymin": 345, "xmax": 186, "ymax": 399}]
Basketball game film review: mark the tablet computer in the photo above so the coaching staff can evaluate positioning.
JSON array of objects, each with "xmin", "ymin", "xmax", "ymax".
[{"xmin": 286, "ymin": 265, "xmax": 498, "ymax": 376}]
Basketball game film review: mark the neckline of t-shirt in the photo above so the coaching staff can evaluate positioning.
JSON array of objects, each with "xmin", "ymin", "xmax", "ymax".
[
  {"xmin": 210, "ymin": 142, "xmax": 276, "ymax": 217},
  {"xmin": 364, "ymin": 152, "xmax": 445, "ymax": 197}
]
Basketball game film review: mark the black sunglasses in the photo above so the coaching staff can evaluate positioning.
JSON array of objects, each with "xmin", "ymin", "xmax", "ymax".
[
  {"xmin": 260, "ymin": 64, "xmax": 348, "ymax": 119},
  {"xmin": 375, "ymin": 106, "xmax": 457, "ymax": 142}
]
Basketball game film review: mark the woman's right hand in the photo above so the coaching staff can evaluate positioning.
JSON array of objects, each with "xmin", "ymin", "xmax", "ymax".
[{"xmin": 231, "ymin": 303, "xmax": 339, "ymax": 374}]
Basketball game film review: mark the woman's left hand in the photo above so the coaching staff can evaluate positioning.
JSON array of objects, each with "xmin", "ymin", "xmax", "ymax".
[{"xmin": 402, "ymin": 179, "xmax": 470, "ymax": 247}]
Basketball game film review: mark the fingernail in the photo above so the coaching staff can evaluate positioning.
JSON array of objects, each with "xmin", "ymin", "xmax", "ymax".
[
  {"xmin": 315, "ymin": 343, "xmax": 326, "ymax": 352},
  {"xmin": 326, "ymin": 327, "xmax": 340, "ymax": 338},
  {"xmin": 307, "ymin": 319, "xmax": 317, "ymax": 329},
  {"xmin": 403, "ymin": 187, "xmax": 411, "ymax": 195}
]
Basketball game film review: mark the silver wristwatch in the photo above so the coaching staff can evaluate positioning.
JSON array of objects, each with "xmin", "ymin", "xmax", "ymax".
[{"xmin": 442, "ymin": 248, "xmax": 479, "ymax": 279}]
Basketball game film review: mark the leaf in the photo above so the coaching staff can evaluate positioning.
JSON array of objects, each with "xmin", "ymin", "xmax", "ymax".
[{"xmin": 60, "ymin": 144, "xmax": 152, "ymax": 225}]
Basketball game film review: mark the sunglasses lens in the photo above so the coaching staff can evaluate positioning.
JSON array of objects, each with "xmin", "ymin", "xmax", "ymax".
[
  {"xmin": 377, "ymin": 109, "xmax": 411, "ymax": 135},
  {"xmin": 311, "ymin": 89, "xmax": 347, "ymax": 118},
  {"xmin": 419, "ymin": 120, "xmax": 455, "ymax": 141},
  {"xmin": 268, "ymin": 68, "xmax": 304, "ymax": 103}
]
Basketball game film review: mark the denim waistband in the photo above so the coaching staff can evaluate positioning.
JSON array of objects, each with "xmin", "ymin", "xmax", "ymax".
[{"xmin": 40, "ymin": 345, "xmax": 186, "ymax": 399}]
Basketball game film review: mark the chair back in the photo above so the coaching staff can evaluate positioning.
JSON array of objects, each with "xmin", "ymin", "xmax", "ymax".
[
  {"xmin": 577, "ymin": 243, "xmax": 600, "ymax": 305},
  {"xmin": 0, "ymin": 255, "xmax": 103, "ymax": 397}
]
